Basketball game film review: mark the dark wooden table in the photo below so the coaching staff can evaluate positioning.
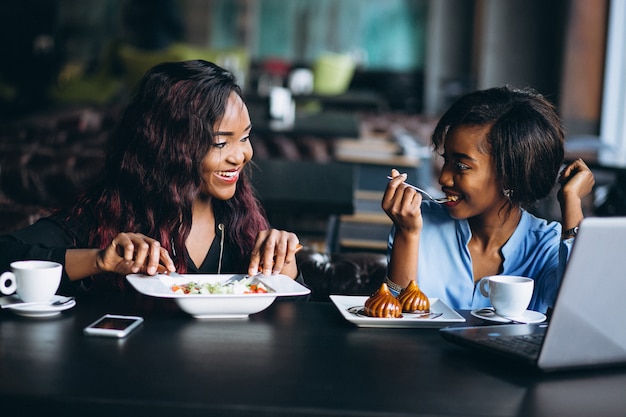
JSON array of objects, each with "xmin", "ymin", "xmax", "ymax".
[{"xmin": 1, "ymin": 293, "xmax": 625, "ymax": 417}]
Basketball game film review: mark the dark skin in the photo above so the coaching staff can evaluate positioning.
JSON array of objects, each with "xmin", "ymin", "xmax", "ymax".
[
  {"xmin": 383, "ymin": 124, "xmax": 595, "ymax": 288},
  {"xmin": 65, "ymin": 93, "xmax": 300, "ymax": 281}
]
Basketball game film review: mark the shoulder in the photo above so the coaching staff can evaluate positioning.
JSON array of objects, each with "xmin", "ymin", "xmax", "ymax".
[
  {"xmin": 510, "ymin": 211, "xmax": 561, "ymax": 256},
  {"xmin": 8, "ymin": 210, "xmax": 92, "ymax": 247},
  {"xmin": 519, "ymin": 211, "xmax": 561, "ymax": 240}
]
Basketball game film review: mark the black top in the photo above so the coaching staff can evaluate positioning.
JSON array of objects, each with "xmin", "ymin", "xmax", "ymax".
[{"xmin": 0, "ymin": 211, "xmax": 305, "ymax": 294}]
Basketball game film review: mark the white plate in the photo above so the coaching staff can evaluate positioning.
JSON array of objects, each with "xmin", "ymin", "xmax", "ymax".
[
  {"xmin": 471, "ymin": 308, "xmax": 547, "ymax": 324},
  {"xmin": 126, "ymin": 274, "xmax": 310, "ymax": 319},
  {"xmin": 330, "ymin": 295, "xmax": 466, "ymax": 328},
  {"xmin": 0, "ymin": 295, "xmax": 76, "ymax": 318}
]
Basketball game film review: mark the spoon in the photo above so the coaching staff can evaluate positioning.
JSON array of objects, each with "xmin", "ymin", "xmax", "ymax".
[
  {"xmin": 386, "ymin": 176, "xmax": 449, "ymax": 204},
  {"xmin": 407, "ymin": 312, "xmax": 443, "ymax": 320},
  {"xmin": 475, "ymin": 307, "xmax": 530, "ymax": 324},
  {"xmin": 1, "ymin": 296, "xmax": 75, "ymax": 310}
]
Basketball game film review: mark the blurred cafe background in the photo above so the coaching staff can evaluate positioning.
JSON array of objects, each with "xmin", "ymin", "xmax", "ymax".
[{"xmin": 1, "ymin": 0, "xmax": 625, "ymax": 253}]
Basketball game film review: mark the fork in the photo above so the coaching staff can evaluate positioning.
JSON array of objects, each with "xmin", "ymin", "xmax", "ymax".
[
  {"xmin": 156, "ymin": 265, "xmax": 183, "ymax": 277},
  {"xmin": 386, "ymin": 176, "xmax": 448, "ymax": 204}
]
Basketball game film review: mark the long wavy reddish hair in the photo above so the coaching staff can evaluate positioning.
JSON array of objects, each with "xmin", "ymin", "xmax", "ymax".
[{"xmin": 70, "ymin": 60, "xmax": 268, "ymax": 278}]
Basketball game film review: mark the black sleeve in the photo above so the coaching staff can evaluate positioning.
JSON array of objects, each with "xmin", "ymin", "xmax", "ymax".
[{"xmin": 0, "ymin": 213, "xmax": 84, "ymax": 275}]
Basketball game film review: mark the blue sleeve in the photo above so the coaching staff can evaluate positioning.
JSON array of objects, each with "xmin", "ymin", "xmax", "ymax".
[{"xmin": 528, "ymin": 234, "xmax": 574, "ymax": 313}]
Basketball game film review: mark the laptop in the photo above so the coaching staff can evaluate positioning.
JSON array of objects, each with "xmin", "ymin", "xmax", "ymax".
[{"xmin": 440, "ymin": 216, "xmax": 626, "ymax": 372}]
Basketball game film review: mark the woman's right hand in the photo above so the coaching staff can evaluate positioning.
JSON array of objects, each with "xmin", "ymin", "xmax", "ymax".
[
  {"xmin": 383, "ymin": 169, "xmax": 423, "ymax": 290},
  {"xmin": 96, "ymin": 232, "xmax": 175, "ymax": 276},
  {"xmin": 382, "ymin": 169, "xmax": 424, "ymax": 236}
]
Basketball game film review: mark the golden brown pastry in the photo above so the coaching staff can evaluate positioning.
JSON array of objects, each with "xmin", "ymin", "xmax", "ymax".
[
  {"xmin": 397, "ymin": 280, "xmax": 430, "ymax": 313},
  {"xmin": 364, "ymin": 283, "xmax": 403, "ymax": 318}
]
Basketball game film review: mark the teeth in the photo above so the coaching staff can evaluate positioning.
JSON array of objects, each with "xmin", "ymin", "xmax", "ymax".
[
  {"xmin": 447, "ymin": 195, "xmax": 459, "ymax": 202},
  {"xmin": 217, "ymin": 171, "xmax": 237, "ymax": 178}
]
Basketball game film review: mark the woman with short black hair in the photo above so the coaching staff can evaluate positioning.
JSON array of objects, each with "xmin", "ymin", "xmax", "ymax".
[{"xmin": 383, "ymin": 86, "xmax": 594, "ymax": 313}]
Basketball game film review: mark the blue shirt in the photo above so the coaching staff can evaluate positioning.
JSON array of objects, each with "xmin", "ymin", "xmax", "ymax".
[{"xmin": 386, "ymin": 201, "xmax": 573, "ymax": 313}]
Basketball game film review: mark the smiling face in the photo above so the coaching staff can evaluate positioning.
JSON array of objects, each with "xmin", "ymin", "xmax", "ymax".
[
  {"xmin": 199, "ymin": 92, "xmax": 253, "ymax": 201},
  {"xmin": 438, "ymin": 124, "xmax": 510, "ymax": 221}
]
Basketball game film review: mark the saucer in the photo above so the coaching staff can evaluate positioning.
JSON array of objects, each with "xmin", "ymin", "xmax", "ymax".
[
  {"xmin": 471, "ymin": 307, "xmax": 546, "ymax": 324},
  {"xmin": 0, "ymin": 295, "xmax": 76, "ymax": 318}
]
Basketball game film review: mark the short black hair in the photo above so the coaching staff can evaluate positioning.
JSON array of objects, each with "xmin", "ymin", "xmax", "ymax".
[{"xmin": 432, "ymin": 86, "xmax": 564, "ymax": 208}]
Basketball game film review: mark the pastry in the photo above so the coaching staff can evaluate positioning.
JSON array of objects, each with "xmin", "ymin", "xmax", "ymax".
[
  {"xmin": 363, "ymin": 283, "xmax": 403, "ymax": 318},
  {"xmin": 397, "ymin": 280, "xmax": 430, "ymax": 313}
]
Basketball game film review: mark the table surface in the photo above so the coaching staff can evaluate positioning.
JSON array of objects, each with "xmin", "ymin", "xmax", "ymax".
[{"xmin": 1, "ymin": 292, "xmax": 626, "ymax": 417}]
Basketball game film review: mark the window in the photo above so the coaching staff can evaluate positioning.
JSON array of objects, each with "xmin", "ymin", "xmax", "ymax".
[{"xmin": 599, "ymin": 0, "xmax": 626, "ymax": 168}]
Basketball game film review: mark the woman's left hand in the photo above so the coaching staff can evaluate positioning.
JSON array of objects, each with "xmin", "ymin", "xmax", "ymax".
[
  {"xmin": 248, "ymin": 229, "xmax": 300, "ymax": 278},
  {"xmin": 558, "ymin": 158, "xmax": 595, "ymax": 204},
  {"xmin": 557, "ymin": 158, "xmax": 595, "ymax": 231}
]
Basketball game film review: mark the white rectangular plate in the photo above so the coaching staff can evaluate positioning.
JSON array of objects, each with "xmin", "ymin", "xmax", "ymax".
[
  {"xmin": 127, "ymin": 273, "xmax": 309, "ymax": 298},
  {"xmin": 330, "ymin": 295, "xmax": 465, "ymax": 328},
  {"xmin": 126, "ymin": 274, "xmax": 310, "ymax": 319}
]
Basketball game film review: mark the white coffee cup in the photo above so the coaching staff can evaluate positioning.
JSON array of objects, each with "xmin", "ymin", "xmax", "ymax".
[
  {"xmin": 479, "ymin": 275, "xmax": 534, "ymax": 317},
  {"xmin": 0, "ymin": 260, "xmax": 62, "ymax": 303}
]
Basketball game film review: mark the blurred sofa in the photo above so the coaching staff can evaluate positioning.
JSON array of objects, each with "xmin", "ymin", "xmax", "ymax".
[
  {"xmin": 296, "ymin": 248, "xmax": 386, "ymax": 301},
  {"xmin": 0, "ymin": 106, "xmax": 117, "ymax": 232}
]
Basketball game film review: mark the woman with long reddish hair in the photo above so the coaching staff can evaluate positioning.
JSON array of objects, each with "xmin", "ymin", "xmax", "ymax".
[{"xmin": 0, "ymin": 60, "xmax": 302, "ymax": 292}]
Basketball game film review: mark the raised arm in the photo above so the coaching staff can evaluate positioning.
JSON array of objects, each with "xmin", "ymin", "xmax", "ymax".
[
  {"xmin": 382, "ymin": 169, "xmax": 423, "ymax": 291},
  {"xmin": 558, "ymin": 158, "xmax": 595, "ymax": 237}
]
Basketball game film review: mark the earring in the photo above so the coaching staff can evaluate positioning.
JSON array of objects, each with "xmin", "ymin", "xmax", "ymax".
[
  {"xmin": 503, "ymin": 189, "xmax": 513, "ymax": 199},
  {"xmin": 170, "ymin": 238, "xmax": 177, "ymax": 257}
]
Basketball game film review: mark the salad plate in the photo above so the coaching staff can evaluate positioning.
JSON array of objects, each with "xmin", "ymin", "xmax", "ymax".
[
  {"xmin": 126, "ymin": 273, "xmax": 310, "ymax": 319},
  {"xmin": 330, "ymin": 295, "xmax": 465, "ymax": 328}
]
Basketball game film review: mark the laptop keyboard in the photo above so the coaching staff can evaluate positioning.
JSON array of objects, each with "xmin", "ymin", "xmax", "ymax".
[{"xmin": 480, "ymin": 334, "xmax": 544, "ymax": 358}]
